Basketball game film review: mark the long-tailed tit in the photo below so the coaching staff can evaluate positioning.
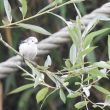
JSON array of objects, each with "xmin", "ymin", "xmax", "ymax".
[{"xmin": 19, "ymin": 36, "xmax": 38, "ymax": 61}]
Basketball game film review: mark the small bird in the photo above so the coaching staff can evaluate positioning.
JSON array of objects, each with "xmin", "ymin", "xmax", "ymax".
[{"xmin": 19, "ymin": 36, "xmax": 38, "ymax": 61}]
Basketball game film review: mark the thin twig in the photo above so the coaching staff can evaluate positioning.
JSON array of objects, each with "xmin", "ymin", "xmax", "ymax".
[
  {"xmin": 0, "ymin": 0, "xmax": 84, "ymax": 28},
  {"xmin": 40, "ymin": 82, "xmax": 55, "ymax": 89}
]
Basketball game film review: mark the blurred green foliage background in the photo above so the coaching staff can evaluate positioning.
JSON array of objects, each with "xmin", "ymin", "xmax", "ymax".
[{"xmin": 0, "ymin": 0, "xmax": 110, "ymax": 110}]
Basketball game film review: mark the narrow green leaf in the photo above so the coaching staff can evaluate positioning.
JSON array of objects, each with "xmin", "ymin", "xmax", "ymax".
[
  {"xmin": 92, "ymin": 104, "xmax": 98, "ymax": 108},
  {"xmin": 75, "ymin": 82, "xmax": 81, "ymax": 85},
  {"xmin": 108, "ymin": 35, "xmax": 110, "ymax": 60},
  {"xmin": 4, "ymin": 0, "xmax": 12, "ymax": 23},
  {"xmin": 80, "ymin": 46, "xmax": 96, "ymax": 57},
  {"xmin": 94, "ymin": 61, "xmax": 110, "ymax": 69},
  {"xmin": 84, "ymin": 28, "xmax": 110, "ymax": 48},
  {"xmin": 44, "ymin": 55, "xmax": 52, "ymax": 67},
  {"xmin": 82, "ymin": 18, "xmax": 99, "ymax": 38},
  {"xmin": 86, "ymin": 50, "xmax": 96, "ymax": 62},
  {"xmin": 17, "ymin": 23, "xmax": 52, "ymax": 35},
  {"xmin": 65, "ymin": 59, "xmax": 71, "ymax": 68},
  {"xmin": 69, "ymin": 44, "xmax": 77, "ymax": 65},
  {"xmin": 75, "ymin": 17, "xmax": 82, "ymax": 37},
  {"xmin": 67, "ymin": 92, "xmax": 82, "ymax": 98},
  {"xmin": 68, "ymin": 26, "xmax": 79, "ymax": 45},
  {"xmin": 93, "ymin": 85, "xmax": 110, "ymax": 95},
  {"xmin": 63, "ymin": 82, "xmax": 69, "ymax": 86},
  {"xmin": 75, "ymin": 101, "xmax": 88, "ymax": 109},
  {"xmin": 89, "ymin": 68, "xmax": 107, "ymax": 79},
  {"xmin": 36, "ymin": 87, "xmax": 49, "ymax": 104},
  {"xmin": 70, "ymin": 62, "xmax": 89, "ymax": 70},
  {"xmin": 18, "ymin": 0, "xmax": 27, "ymax": 18},
  {"xmin": 59, "ymin": 89, "xmax": 66, "ymax": 103},
  {"xmin": 8, "ymin": 84, "xmax": 34, "ymax": 94}
]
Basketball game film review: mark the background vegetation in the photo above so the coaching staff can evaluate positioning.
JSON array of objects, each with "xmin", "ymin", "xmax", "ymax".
[{"xmin": 1, "ymin": 0, "xmax": 110, "ymax": 110}]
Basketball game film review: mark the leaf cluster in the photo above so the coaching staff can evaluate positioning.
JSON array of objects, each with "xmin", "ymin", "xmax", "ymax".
[{"xmin": 2, "ymin": 0, "xmax": 110, "ymax": 110}]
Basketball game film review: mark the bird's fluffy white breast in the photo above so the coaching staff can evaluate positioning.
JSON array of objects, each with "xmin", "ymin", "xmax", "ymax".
[{"xmin": 19, "ymin": 42, "xmax": 37, "ymax": 60}]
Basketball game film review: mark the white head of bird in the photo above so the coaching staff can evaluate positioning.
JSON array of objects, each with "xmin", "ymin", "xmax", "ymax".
[{"xmin": 19, "ymin": 36, "xmax": 38, "ymax": 61}]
